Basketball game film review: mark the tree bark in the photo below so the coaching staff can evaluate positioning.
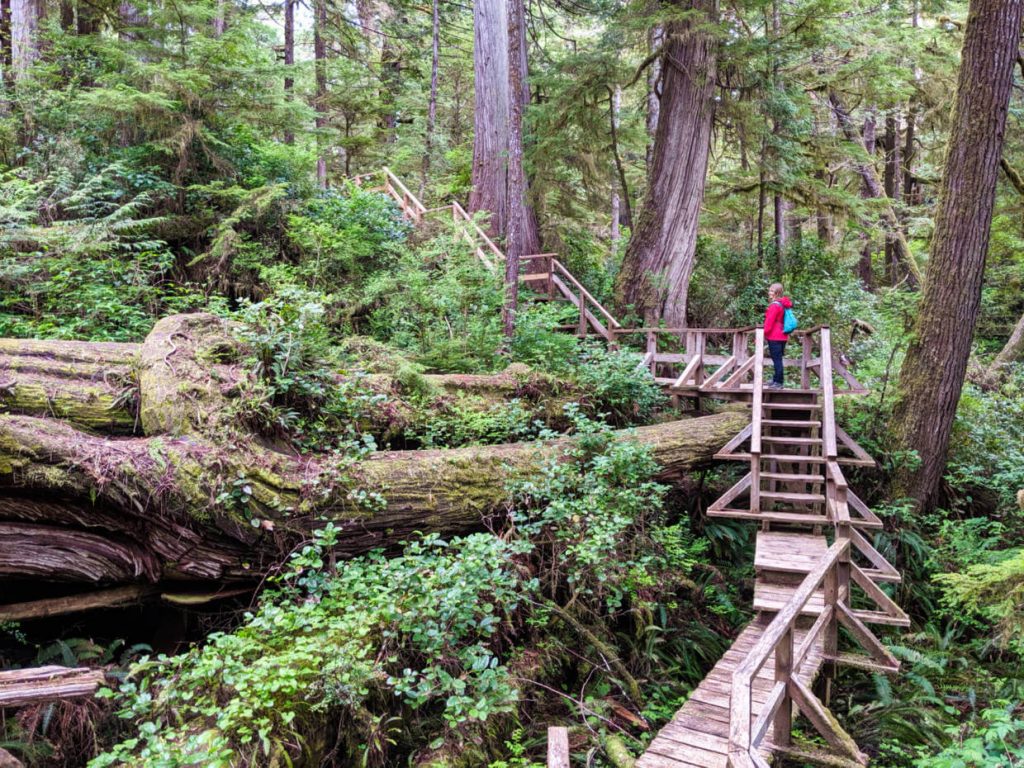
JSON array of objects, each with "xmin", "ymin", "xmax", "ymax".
[
  {"xmin": 420, "ymin": 0, "xmax": 440, "ymax": 196},
  {"xmin": 614, "ymin": 0, "xmax": 718, "ymax": 326},
  {"xmin": 883, "ymin": 110, "xmax": 903, "ymax": 285},
  {"xmin": 502, "ymin": 0, "xmax": 528, "ymax": 339},
  {"xmin": 0, "ymin": 315, "xmax": 747, "ymax": 584},
  {"xmin": 0, "ymin": 0, "xmax": 12, "ymax": 92},
  {"xmin": 284, "ymin": 0, "xmax": 295, "ymax": 144},
  {"xmin": 470, "ymin": 0, "xmax": 510, "ymax": 238},
  {"xmin": 314, "ymin": 0, "xmax": 328, "ymax": 188},
  {"xmin": 11, "ymin": 0, "xmax": 44, "ymax": 75},
  {"xmin": 891, "ymin": 0, "xmax": 1024, "ymax": 511},
  {"xmin": 646, "ymin": 23, "xmax": 663, "ymax": 172}
]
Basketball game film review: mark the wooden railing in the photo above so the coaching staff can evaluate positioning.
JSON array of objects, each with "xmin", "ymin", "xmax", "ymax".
[{"xmin": 727, "ymin": 327, "xmax": 901, "ymax": 767}]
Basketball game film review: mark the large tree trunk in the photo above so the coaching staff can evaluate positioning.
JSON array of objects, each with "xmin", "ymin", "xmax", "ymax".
[
  {"xmin": 502, "ymin": 0, "xmax": 528, "ymax": 339},
  {"xmin": 891, "ymin": 0, "xmax": 1024, "ymax": 511},
  {"xmin": 470, "ymin": 0, "xmax": 510, "ymax": 238},
  {"xmin": 420, "ymin": 0, "xmax": 440, "ymax": 196},
  {"xmin": 614, "ymin": 0, "xmax": 718, "ymax": 326},
  {"xmin": 11, "ymin": 0, "xmax": 44, "ymax": 76},
  {"xmin": 984, "ymin": 309, "xmax": 1024, "ymax": 382},
  {"xmin": 0, "ymin": 315, "xmax": 747, "ymax": 586}
]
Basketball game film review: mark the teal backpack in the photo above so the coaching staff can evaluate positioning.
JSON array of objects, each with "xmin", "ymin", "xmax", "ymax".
[{"xmin": 775, "ymin": 300, "xmax": 799, "ymax": 334}]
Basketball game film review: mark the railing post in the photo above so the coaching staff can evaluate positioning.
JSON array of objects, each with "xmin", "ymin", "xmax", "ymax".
[
  {"xmin": 774, "ymin": 627, "xmax": 793, "ymax": 748},
  {"xmin": 802, "ymin": 335, "xmax": 812, "ymax": 389},
  {"xmin": 647, "ymin": 331, "xmax": 657, "ymax": 377},
  {"xmin": 578, "ymin": 292, "xmax": 587, "ymax": 337},
  {"xmin": 546, "ymin": 255, "xmax": 555, "ymax": 299},
  {"xmin": 696, "ymin": 331, "xmax": 707, "ymax": 387},
  {"xmin": 750, "ymin": 330, "xmax": 764, "ymax": 513}
]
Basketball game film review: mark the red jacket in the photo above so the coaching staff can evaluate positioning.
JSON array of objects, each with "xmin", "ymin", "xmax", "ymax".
[{"xmin": 764, "ymin": 296, "xmax": 793, "ymax": 342}]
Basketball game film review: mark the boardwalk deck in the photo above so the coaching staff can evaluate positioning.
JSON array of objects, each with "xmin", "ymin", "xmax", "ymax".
[{"xmin": 637, "ymin": 616, "xmax": 825, "ymax": 768}]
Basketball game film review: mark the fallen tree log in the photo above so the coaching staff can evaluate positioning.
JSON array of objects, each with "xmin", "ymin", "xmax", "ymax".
[
  {"xmin": 0, "ymin": 314, "xmax": 748, "ymax": 586},
  {"xmin": 0, "ymin": 666, "xmax": 107, "ymax": 709}
]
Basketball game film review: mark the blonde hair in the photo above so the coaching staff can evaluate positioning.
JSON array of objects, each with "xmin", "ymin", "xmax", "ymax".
[{"xmin": 769, "ymin": 282, "xmax": 784, "ymax": 298}]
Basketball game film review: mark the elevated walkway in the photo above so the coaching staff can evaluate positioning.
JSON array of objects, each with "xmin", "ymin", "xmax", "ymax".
[
  {"xmin": 347, "ymin": 170, "xmax": 905, "ymax": 767},
  {"xmin": 636, "ymin": 329, "xmax": 906, "ymax": 768}
]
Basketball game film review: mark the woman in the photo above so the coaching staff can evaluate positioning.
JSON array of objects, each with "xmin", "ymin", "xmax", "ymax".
[{"xmin": 764, "ymin": 283, "xmax": 793, "ymax": 389}]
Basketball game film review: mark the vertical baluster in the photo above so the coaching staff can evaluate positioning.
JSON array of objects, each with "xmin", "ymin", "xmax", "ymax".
[
  {"xmin": 774, "ymin": 627, "xmax": 793, "ymax": 748},
  {"xmin": 802, "ymin": 335, "xmax": 812, "ymax": 389},
  {"xmin": 647, "ymin": 331, "xmax": 657, "ymax": 377},
  {"xmin": 578, "ymin": 292, "xmax": 587, "ymax": 337}
]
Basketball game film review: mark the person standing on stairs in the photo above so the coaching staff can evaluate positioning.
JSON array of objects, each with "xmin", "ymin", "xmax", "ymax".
[{"xmin": 764, "ymin": 283, "xmax": 793, "ymax": 389}]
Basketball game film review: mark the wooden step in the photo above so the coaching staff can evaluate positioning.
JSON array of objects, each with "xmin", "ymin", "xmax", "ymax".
[
  {"xmin": 761, "ymin": 471, "xmax": 824, "ymax": 483},
  {"xmin": 707, "ymin": 508, "xmax": 831, "ymax": 526},
  {"xmin": 754, "ymin": 581, "xmax": 826, "ymax": 616},
  {"xmin": 763, "ymin": 388, "xmax": 821, "ymax": 396},
  {"xmin": 763, "ymin": 403, "xmax": 822, "ymax": 410},
  {"xmin": 755, "ymin": 531, "xmax": 828, "ymax": 574},
  {"xmin": 761, "ymin": 436, "xmax": 822, "ymax": 445},
  {"xmin": 716, "ymin": 453, "xmax": 876, "ymax": 468},
  {"xmin": 761, "ymin": 490, "xmax": 826, "ymax": 504},
  {"xmin": 762, "ymin": 419, "xmax": 822, "ymax": 428}
]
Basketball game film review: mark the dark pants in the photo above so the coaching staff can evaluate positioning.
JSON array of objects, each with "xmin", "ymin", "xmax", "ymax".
[{"xmin": 767, "ymin": 340, "xmax": 786, "ymax": 385}]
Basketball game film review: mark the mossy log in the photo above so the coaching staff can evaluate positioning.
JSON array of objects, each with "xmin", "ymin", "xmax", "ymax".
[{"xmin": 0, "ymin": 314, "xmax": 747, "ymax": 587}]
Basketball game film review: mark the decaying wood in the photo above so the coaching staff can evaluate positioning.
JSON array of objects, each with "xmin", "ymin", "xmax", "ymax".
[
  {"xmin": 0, "ymin": 666, "xmax": 107, "ymax": 708},
  {"xmin": 0, "ymin": 314, "xmax": 746, "ymax": 587}
]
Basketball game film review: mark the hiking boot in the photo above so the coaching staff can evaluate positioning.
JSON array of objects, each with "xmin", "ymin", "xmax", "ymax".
[{"xmin": 765, "ymin": 381, "xmax": 784, "ymax": 389}]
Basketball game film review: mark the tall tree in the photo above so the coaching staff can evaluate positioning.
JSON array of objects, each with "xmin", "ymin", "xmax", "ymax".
[
  {"xmin": 283, "ymin": 0, "xmax": 295, "ymax": 144},
  {"xmin": 469, "ymin": 0, "xmax": 539, "ymax": 250},
  {"xmin": 470, "ymin": 0, "xmax": 510, "ymax": 237},
  {"xmin": 0, "ymin": 0, "xmax": 12, "ymax": 92},
  {"xmin": 614, "ymin": 0, "xmax": 718, "ymax": 326},
  {"xmin": 502, "ymin": 0, "xmax": 528, "ymax": 339},
  {"xmin": 891, "ymin": 0, "xmax": 1024, "ymax": 510},
  {"xmin": 314, "ymin": 0, "xmax": 328, "ymax": 187},
  {"xmin": 420, "ymin": 0, "xmax": 439, "ymax": 196}
]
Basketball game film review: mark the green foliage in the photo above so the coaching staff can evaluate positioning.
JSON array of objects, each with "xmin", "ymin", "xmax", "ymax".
[
  {"xmin": 92, "ymin": 533, "xmax": 531, "ymax": 767},
  {"xmin": 570, "ymin": 344, "xmax": 666, "ymax": 425},
  {"xmin": 911, "ymin": 704, "xmax": 1024, "ymax": 768},
  {"xmin": 229, "ymin": 287, "xmax": 384, "ymax": 451}
]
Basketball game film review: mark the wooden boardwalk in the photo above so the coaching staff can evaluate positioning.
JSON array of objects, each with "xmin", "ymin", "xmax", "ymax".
[
  {"xmin": 634, "ymin": 330, "xmax": 907, "ymax": 768},
  {"xmin": 637, "ymin": 614, "xmax": 825, "ymax": 768},
  {"xmin": 353, "ymin": 168, "xmax": 906, "ymax": 768}
]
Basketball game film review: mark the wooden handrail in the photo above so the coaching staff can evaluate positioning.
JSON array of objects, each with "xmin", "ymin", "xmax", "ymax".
[
  {"xmin": 729, "ymin": 539, "xmax": 850, "ymax": 756},
  {"xmin": 381, "ymin": 166, "xmax": 427, "ymax": 216},
  {"xmin": 451, "ymin": 200, "xmax": 506, "ymax": 266},
  {"xmin": 551, "ymin": 260, "xmax": 622, "ymax": 330}
]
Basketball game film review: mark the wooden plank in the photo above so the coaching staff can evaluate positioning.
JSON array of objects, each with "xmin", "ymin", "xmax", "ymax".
[
  {"xmin": 760, "ymin": 490, "xmax": 826, "ymax": 503},
  {"xmin": 707, "ymin": 508, "xmax": 831, "ymax": 526},
  {"xmin": 760, "ymin": 471, "xmax": 824, "ymax": 482},
  {"xmin": 762, "ymin": 419, "xmax": 822, "ymax": 428},
  {"xmin": 754, "ymin": 583, "xmax": 826, "ymax": 615},
  {"xmin": 547, "ymin": 726, "xmax": 570, "ymax": 768},
  {"xmin": 761, "ymin": 436, "xmax": 821, "ymax": 446}
]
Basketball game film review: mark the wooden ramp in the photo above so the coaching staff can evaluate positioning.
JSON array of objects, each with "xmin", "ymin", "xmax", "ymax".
[{"xmin": 637, "ymin": 615, "xmax": 825, "ymax": 768}]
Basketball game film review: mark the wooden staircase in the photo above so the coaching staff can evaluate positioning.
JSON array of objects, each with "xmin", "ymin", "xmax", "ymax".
[{"xmin": 635, "ymin": 328, "xmax": 906, "ymax": 768}]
